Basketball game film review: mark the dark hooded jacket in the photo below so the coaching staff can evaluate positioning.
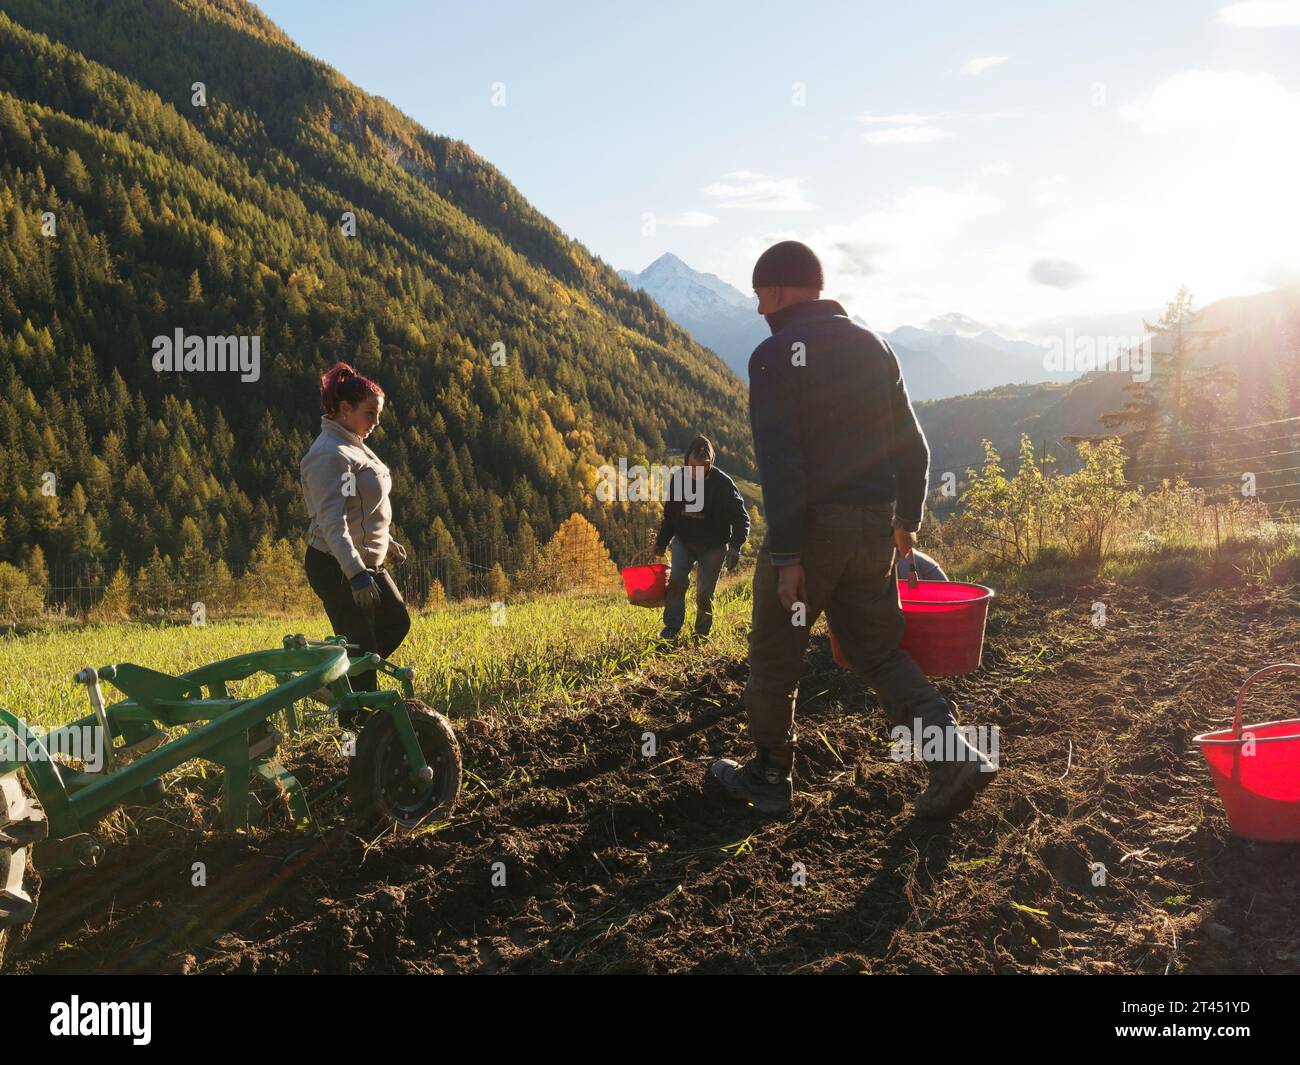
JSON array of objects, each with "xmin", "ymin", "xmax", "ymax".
[
  {"xmin": 653, "ymin": 466, "xmax": 750, "ymax": 553},
  {"xmin": 748, "ymin": 299, "xmax": 930, "ymax": 566}
]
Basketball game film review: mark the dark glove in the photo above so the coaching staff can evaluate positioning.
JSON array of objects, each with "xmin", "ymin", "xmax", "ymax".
[
  {"xmin": 350, "ymin": 571, "xmax": 381, "ymax": 612},
  {"xmin": 725, "ymin": 548, "xmax": 740, "ymax": 573}
]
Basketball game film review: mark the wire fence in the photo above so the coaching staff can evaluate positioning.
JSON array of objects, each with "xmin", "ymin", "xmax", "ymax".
[{"xmin": 10, "ymin": 507, "xmax": 707, "ymax": 624}]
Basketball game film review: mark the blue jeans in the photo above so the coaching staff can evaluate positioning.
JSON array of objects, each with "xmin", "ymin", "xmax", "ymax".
[{"xmin": 663, "ymin": 540, "xmax": 727, "ymax": 635}]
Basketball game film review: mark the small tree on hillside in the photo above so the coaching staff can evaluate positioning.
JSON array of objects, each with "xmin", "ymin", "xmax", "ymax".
[
  {"xmin": 0, "ymin": 564, "xmax": 43, "ymax": 627},
  {"xmin": 508, "ymin": 522, "xmax": 544, "ymax": 594},
  {"xmin": 1100, "ymin": 287, "xmax": 1231, "ymax": 474},
  {"xmin": 1058, "ymin": 438, "xmax": 1140, "ymax": 562},
  {"xmin": 23, "ymin": 544, "xmax": 48, "ymax": 589},
  {"xmin": 425, "ymin": 578, "xmax": 447, "ymax": 609},
  {"xmin": 950, "ymin": 436, "xmax": 1064, "ymax": 566},
  {"xmin": 956, "ymin": 440, "xmax": 1034, "ymax": 565},
  {"xmin": 134, "ymin": 547, "xmax": 174, "ymax": 616},
  {"xmin": 544, "ymin": 513, "xmax": 618, "ymax": 592},
  {"xmin": 245, "ymin": 536, "xmax": 312, "ymax": 614},
  {"xmin": 176, "ymin": 517, "xmax": 214, "ymax": 607},
  {"xmin": 90, "ymin": 565, "xmax": 133, "ymax": 622},
  {"xmin": 209, "ymin": 558, "xmax": 239, "ymax": 615}
]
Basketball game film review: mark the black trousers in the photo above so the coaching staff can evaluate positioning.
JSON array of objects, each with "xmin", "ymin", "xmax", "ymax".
[{"xmin": 304, "ymin": 546, "xmax": 411, "ymax": 692}]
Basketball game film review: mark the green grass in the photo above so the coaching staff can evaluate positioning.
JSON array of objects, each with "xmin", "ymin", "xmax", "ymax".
[
  {"xmin": 946, "ymin": 522, "xmax": 1300, "ymax": 595},
  {"xmin": 0, "ymin": 574, "xmax": 756, "ymax": 730}
]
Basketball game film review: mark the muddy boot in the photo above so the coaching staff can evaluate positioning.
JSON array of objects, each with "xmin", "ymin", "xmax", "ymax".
[
  {"xmin": 710, "ymin": 749, "xmax": 793, "ymax": 815},
  {"xmin": 915, "ymin": 735, "xmax": 998, "ymax": 819}
]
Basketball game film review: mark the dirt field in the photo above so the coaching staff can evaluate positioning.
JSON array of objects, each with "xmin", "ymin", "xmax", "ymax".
[{"xmin": 10, "ymin": 576, "xmax": 1300, "ymax": 975}]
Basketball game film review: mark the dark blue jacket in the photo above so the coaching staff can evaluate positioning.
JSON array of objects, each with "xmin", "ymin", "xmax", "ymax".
[
  {"xmin": 654, "ymin": 466, "xmax": 750, "ymax": 553},
  {"xmin": 748, "ymin": 299, "xmax": 930, "ymax": 566}
]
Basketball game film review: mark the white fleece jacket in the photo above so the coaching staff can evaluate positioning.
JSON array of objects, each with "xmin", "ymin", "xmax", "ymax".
[{"xmin": 300, "ymin": 416, "xmax": 393, "ymax": 578}]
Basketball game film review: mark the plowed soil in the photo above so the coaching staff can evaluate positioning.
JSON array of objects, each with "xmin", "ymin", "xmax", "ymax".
[{"xmin": 10, "ymin": 578, "xmax": 1300, "ymax": 974}]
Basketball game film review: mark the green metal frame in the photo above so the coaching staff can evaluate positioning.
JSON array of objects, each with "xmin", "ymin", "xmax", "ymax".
[{"xmin": 0, "ymin": 634, "xmax": 430, "ymax": 843}]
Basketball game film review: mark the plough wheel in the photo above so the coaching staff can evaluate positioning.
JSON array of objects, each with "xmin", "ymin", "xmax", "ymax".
[
  {"xmin": 348, "ymin": 700, "xmax": 461, "ymax": 830},
  {"xmin": 0, "ymin": 772, "xmax": 46, "ymax": 970}
]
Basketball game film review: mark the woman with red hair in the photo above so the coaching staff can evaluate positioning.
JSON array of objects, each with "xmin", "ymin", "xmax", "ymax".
[{"xmin": 300, "ymin": 362, "xmax": 410, "ymax": 717}]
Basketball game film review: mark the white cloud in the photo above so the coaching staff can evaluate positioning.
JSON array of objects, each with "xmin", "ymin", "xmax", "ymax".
[
  {"xmin": 721, "ymin": 185, "xmax": 1001, "ymax": 326},
  {"xmin": 701, "ymin": 171, "xmax": 814, "ymax": 211},
  {"xmin": 815, "ymin": 185, "xmax": 1001, "ymax": 278},
  {"xmin": 977, "ymin": 160, "xmax": 1013, "ymax": 177},
  {"xmin": 962, "ymin": 56, "xmax": 1007, "ymax": 75},
  {"xmin": 859, "ymin": 112, "xmax": 937, "ymax": 125},
  {"xmin": 1037, "ymin": 174, "xmax": 1068, "ymax": 208},
  {"xmin": 723, "ymin": 69, "xmax": 1297, "ymax": 330},
  {"xmin": 1121, "ymin": 69, "xmax": 1300, "ymax": 132},
  {"xmin": 659, "ymin": 211, "xmax": 718, "ymax": 227},
  {"xmin": 862, "ymin": 125, "xmax": 950, "ymax": 145},
  {"xmin": 1028, "ymin": 258, "xmax": 1090, "ymax": 289},
  {"xmin": 858, "ymin": 112, "xmax": 950, "ymax": 144},
  {"xmin": 1218, "ymin": 2, "xmax": 1300, "ymax": 26},
  {"xmin": 1037, "ymin": 69, "xmax": 1300, "ymax": 316}
]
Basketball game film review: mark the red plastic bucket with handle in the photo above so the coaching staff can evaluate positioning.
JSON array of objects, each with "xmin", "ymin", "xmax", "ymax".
[
  {"xmin": 621, "ymin": 550, "xmax": 668, "ymax": 608},
  {"xmin": 1193, "ymin": 663, "xmax": 1300, "ymax": 843},
  {"xmin": 828, "ymin": 557, "xmax": 994, "ymax": 677}
]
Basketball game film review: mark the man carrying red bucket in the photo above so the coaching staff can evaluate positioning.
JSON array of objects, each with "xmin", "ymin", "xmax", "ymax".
[
  {"xmin": 652, "ymin": 435, "xmax": 750, "ymax": 641},
  {"xmin": 710, "ymin": 241, "xmax": 997, "ymax": 819}
]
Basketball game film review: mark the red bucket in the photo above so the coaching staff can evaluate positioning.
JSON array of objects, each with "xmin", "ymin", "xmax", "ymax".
[
  {"xmin": 829, "ymin": 571, "xmax": 994, "ymax": 677},
  {"xmin": 621, "ymin": 556, "xmax": 668, "ymax": 608},
  {"xmin": 1193, "ymin": 664, "xmax": 1300, "ymax": 843}
]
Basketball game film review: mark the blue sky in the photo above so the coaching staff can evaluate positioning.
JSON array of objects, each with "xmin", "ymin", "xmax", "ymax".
[{"xmin": 258, "ymin": 0, "xmax": 1300, "ymax": 332}]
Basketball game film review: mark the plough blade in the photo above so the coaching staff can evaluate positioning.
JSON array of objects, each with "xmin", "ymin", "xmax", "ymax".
[{"xmin": 0, "ymin": 771, "xmax": 47, "ymax": 967}]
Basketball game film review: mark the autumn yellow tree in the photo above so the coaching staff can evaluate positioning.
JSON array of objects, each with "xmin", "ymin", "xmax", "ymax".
[
  {"xmin": 90, "ymin": 566, "xmax": 133, "ymax": 622},
  {"xmin": 0, "ymin": 564, "xmax": 43, "ymax": 627},
  {"xmin": 244, "ymin": 536, "xmax": 313, "ymax": 614},
  {"xmin": 544, "ymin": 513, "xmax": 618, "ymax": 592},
  {"xmin": 487, "ymin": 562, "xmax": 509, "ymax": 599}
]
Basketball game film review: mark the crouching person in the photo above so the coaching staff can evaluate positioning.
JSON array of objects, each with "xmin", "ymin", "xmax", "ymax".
[
  {"xmin": 711, "ymin": 241, "xmax": 997, "ymax": 820},
  {"xmin": 897, "ymin": 548, "xmax": 948, "ymax": 582},
  {"xmin": 654, "ymin": 435, "xmax": 749, "ymax": 640}
]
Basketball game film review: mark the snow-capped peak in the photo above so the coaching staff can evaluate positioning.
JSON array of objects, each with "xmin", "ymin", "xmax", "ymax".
[{"xmin": 624, "ymin": 254, "xmax": 756, "ymax": 312}]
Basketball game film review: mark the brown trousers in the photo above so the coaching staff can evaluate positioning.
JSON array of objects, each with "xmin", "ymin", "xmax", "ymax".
[{"xmin": 743, "ymin": 502, "xmax": 956, "ymax": 766}]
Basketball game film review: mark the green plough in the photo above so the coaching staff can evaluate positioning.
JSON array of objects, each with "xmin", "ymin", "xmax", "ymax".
[{"xmin": 0, "ymin": 634, "xmax": 461, "ymax": 968}]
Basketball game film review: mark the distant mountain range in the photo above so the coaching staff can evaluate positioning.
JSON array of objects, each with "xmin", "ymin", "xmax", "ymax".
[
  {"xmin": 619, "ymin": 253, "xmax": 1084, "ymax": 400},
  {"xmin": 619, "ymin": 253, "xmax": 1300, "ymax": 511},
  {"xmin": 619, "ymin": 254, "xmax": 771, "ymax": 381}
]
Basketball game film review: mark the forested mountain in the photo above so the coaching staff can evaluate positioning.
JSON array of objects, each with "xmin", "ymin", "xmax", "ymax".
[{"xmin": 0, "ymin": 0, "xmax": 754, "ymax": 584}]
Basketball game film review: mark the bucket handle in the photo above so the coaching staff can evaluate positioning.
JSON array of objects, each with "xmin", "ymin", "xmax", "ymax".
[
  {"xmin": 1232, "ymin": 663, "xmax": 1300, "ymax": 738},
  {"xmin": 626, "ymin": 547, "xmax": 659, "ymax": 569},
  {"xmin": 895, "ymin": 549, "xmax": 919, "ymax": 590}
]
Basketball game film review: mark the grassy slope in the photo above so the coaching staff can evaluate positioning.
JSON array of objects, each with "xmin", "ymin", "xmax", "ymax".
[{"xmin": 0, "ymin": 574, "xmax": 755, "ymax": 731}]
